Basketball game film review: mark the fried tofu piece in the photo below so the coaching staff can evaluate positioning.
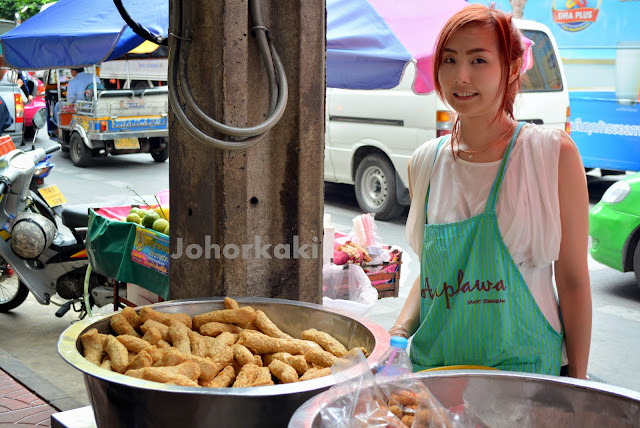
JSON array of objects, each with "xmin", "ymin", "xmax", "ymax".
[
  {"xmin": 253, "ymin": 355, "xmax": 263, "ymax": 367},
  {"xmin": 201, "ymin": 365, "xmax": 237, "ymax": 388},
  {"xmin": 208, "ymin": 346, "xmax": 234, "ymax": 379},
  {"xmin": 144, "ymin": 346, "xmax": 167, "ymax": 364},
  {"xmin": 193, "ymin": 307, "xmax": 256, "ymax": 330},
  {"xmin": 251, "ymin": 367, "xmax": 275, "ymax": 386},
  {"xmin": 141, "ymin": 327, "xmax": 163, "ymax": 346},
  {"xmin": 121, "ymin": 306, "xmax": 142, "ymax": 329},
  {"xmin": 140, "ymin": 319, "xmax": 170, "ymax": 342},
  {"xmin": 300, "ymin": 340, "xmax": 323, "ymax": 352},
  {"xmin": 168, "ymin": 323, "xmax": 191, "ymax": 354},
  {"xmin": 347, "ymin": 347, "xmax": 370, "ymax": 358},
  {"xmin": 204, "ymin": 332, "xmax": 238, "ymax": 358},
  {"xmin": 200, "ymin": 321, "xmax": 244, "ymax": 337},
  {"xmin": 188, "ymin": 330, "xmax": 208, "ymax": 358},
  {"xmin": 110, "ymin": 314, "xmax": 140, "ymax": 337},
  {"xmin": 301, "ymin": 329, "xmax": 348, "ymax": 357},
  {"xmin": 156, "ymin": 339, "xmax": 172, "ymax": 350},
  {"xmin": 126, "ymin": 350, "xmax": 153, "ymax": 371},
  {"xmin": 158, "ymin": 349, "xmax": 228, "ymax": 382},
  {"xmin": 254, "ymin": 310, "xmax": 293, "ymax": 340},
  {"xmin": 100, "ymin": 357, "xmax": 112, "ymax": 371},
  {"xmin": 401, "ymin": 415, "xmax": 414, "ymax": 426},
  {"xmin": 268, "ymin": 359, "xmax": 298, "ymax": 384},
  {"xmin": 117, "ymin": 334, "xmax": 152, "ymax": 354},
  {"xmin": 103, "ymin": 335, "xmax": 129, "ymax": 374},
  {"xmin": 232, "ymin": 344, "xmax": 256, "ymax": 366},
  {"xmin": 139, "ymin": 306, "xmax": 193, "ymax": 329},
  {"xmin": 126, "ymin": 362, "xmax": 201, "ymax": 386},
  {"xmin": 224, "ymin": 297, "xmax": 240, "ymax": 309},
  {"xmin": 304, "ymin": 348, "xmax": 338, "ymax": 368},
  {"xmin": 154, "ymin": 348, "xmax": 186, "ymax": 367},
  {"xmin": 237, "ymin": 330, "xmax": 305, "ymax": 355},
  {"xmin": 298, "ymin": 367, "xmax": 331, "ymax": 382},
  {"xmin": 264, "ymin": 352, "xmax": 308, "ymax": 376},
  {"xmin": 233, "ymin": 363, "xmax": 260, "ymax": 387},
  {"xmin": 80, "ymin": 328, "xmax": 107, "ymax": 366}
]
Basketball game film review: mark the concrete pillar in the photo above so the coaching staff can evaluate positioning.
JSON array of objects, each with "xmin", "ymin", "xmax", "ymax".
[{"xmin": 168, "ymin": 0, "xmax": 325, "ymax": 303}]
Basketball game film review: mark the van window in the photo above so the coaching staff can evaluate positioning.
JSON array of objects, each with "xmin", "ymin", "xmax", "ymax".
[{"xmin": 521, "ymin": 30, "xmax": 563, "ymax": 92}]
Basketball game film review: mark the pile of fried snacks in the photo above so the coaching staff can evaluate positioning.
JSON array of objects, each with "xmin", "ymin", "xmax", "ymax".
[
  {"xmin": 386, "ymin": 387, "xmax": 456, "ymax": 427},
  {"xmin": 80, "ymin": 297, "xmax": 369, "ymax": 388}
]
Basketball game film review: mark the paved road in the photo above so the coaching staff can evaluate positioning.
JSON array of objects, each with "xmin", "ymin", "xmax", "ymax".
[{"xmin": 0, "ymin": 134, "xmax": 638, "ymax": 408}]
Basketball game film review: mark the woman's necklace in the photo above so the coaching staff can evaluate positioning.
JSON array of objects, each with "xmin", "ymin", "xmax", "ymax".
[{"xmin": 457, "ymin": 122, "xmax": 515, "ymax": 160}]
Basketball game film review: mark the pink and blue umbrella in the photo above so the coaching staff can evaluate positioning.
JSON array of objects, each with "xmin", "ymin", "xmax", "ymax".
[{"xmin": 327, "ymin": 0, "xmax": 469, "ymax": 94}]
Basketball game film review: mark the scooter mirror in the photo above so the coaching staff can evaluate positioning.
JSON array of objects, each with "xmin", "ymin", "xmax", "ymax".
[{"xmin": 32, "ymin": 107, "xmax": 47, "ymax": 130}]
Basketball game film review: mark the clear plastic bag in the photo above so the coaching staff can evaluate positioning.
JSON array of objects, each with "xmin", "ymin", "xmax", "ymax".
[
  {"xmin": 320, "ymin": 349, "xmax": 406, "ymax": 427},
  {"xmin": 350, "ymin": 213, "xmax": 383, "ymax": 248},
  {"xmin": 322, "ymin": 264, "xmax": 378, "ymax": 317},
  {"xmin": 379, "ymin": 377, "xmax": 468, "ymax": 428},
  {"xmin": 319, "ymin": 349, "xmax": 474, "ymax": 428}
]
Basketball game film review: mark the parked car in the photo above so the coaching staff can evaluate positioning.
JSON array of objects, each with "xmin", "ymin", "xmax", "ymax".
[
  {"xmin": 589, "ymin": 173, "xmax": 640, "ymax": 288},
  {"xmin": 0, "ymin": 79, "xmax": 24, "ymax": 146}
]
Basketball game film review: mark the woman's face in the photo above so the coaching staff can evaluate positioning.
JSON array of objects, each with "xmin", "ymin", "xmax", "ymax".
[{"xmin": 437, "ymin": 25, "xmax": 505, "ymax": 121}]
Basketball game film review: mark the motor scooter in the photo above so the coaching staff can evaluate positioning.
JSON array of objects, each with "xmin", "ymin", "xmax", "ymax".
[{"xmin": 0, "ymin": 108, "xmax": 114, "ymax": 319}]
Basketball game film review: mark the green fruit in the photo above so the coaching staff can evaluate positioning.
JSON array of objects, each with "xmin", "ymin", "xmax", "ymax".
[
  {"xmin": 152, "ymin": 218, "xmax": 169, "ymax": 233},
  {"xmin": 126, "ymin": 213, "xmax": 142, "ymax": 224},
  {"xmin": 164, "ymin": 224, "xmax": 169, "ymax": 235},
  {"xmin": 130, "ymin": 207, "xmax": 144, "ymax": 216},
  {"xmin": 142, "ymin": 211, "xmax": 161, "ymax": 228}
]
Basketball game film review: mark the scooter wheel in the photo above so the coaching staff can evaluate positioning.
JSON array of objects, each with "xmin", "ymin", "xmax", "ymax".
[{"xmin": 0, "ymin": 279, "xmax": 29, "ymax": 312}]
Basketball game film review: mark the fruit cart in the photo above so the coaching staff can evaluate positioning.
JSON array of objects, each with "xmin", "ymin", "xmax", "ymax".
[{"xmin": 86, "ymin": 201, "xmax": 169, "ymax": 307}]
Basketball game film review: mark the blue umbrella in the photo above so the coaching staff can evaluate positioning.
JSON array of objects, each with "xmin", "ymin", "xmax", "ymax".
[
  {"xmin": 327, "ymin": 0, "xmax": 469, "ymax": 93},
  {"xmin": 0, "ymin": 0, "xmax": 168, "ymax": 70}
]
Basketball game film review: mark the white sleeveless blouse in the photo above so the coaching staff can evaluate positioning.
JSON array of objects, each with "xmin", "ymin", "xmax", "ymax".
[{"xmin": 405, "ymin": 124, "xmax": 564, "ymax": 336}]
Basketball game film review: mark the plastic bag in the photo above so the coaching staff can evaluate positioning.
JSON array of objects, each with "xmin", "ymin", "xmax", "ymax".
[
  {"xmin": 350, "ymin": 213, "xmax": 382, "ymax": 248},
  {"xmin": 320, "ymin": 349, "xmax": 406, "ymax": 428},
  {"xmin": 378, "ymin": 377, "xmax": 467, "ymax": 428},
  {"xmin": 322, "ymin": 264, "xmax": 378, "ymax": 317},
  {"xmin": 319, "ymin": 349, "xmax": 473, "ymax": 428}
]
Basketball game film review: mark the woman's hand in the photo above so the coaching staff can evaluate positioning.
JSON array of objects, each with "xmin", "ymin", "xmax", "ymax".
[
  {"xmin": 389, "ymin": 324, "xmax": 409, "ymax": 338},
  {"xmin": 390, "ymin": 276, "xmax": 422, "ymax": 339}
]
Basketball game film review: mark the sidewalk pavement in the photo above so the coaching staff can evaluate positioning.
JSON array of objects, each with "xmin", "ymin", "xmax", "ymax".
[
  {"xmin": 0, "ymin": 348, "xmax": 85, "ymax": 427},
  {"xmin": 0, "ymin": 368, "xmax": 56, "ymax": 427}
]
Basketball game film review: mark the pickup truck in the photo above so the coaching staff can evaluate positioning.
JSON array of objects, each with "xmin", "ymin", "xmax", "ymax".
[
  {"xmin": 0, "ymin": 80, "xmax": 24, "ymax": 146},
  {"xmin": 45, "ymin": 66, "xmax": 169, "ymax": 167}
]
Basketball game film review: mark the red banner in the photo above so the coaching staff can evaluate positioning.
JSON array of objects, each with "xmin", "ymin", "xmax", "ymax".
[{"xmin": 552, "ymin": 8, "xmax": 599, "ymax": 24}]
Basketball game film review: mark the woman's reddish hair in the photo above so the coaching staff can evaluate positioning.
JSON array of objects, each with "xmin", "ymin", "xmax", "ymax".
[{"xmin": 433, "ymin": 4, "xmax": 524, "ymax": 145}]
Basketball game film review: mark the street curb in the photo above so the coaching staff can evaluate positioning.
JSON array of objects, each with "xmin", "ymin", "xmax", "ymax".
[{"xmin": 0, "ymin": 347, "xmax": 84, "ymax": 412}]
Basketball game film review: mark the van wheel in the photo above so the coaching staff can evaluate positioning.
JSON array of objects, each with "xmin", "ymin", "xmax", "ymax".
[
  {"xmin": 69, "ymin": 133, "xmax": 92, "ymax": 167},
  {"xmin": 355, "ymin": 154, "xmax": 404, "ymax": 221},
  {"xmin": 0, "ymin": 278, "xmax": 29, "ymax": 312},
  {"xmin": 151, "ymin": 145, "xmax": 169, "ymax": 162}
]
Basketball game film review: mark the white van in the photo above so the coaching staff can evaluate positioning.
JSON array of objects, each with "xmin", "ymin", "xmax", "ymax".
[{"xmin": 324, "ymin": 19, "xmax": 570, "ymax": 220}]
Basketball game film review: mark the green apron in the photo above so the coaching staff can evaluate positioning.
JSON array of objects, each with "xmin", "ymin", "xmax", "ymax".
[{"xmin": 409, "ymin": 122, "xmax": 563, "ymax": 375}]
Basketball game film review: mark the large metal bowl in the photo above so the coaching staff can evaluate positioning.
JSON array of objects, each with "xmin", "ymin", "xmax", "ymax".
[
  {"xmin": 58, "ymin": 297, "xmax": 389, "ymax": 428},
  {"xmin": 290, "ymin": 370, "xmax": 640, "ymax": 427}
]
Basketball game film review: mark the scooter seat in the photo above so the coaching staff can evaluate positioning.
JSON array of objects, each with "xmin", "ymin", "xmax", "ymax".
[{"xmin": 61, "ymin": 204, "xmax": 92, "ymax": 229}]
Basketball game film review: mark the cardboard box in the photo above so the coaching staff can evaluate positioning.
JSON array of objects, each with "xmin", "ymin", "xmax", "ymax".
[{"xmin": 126, "ymin": 282, "xmax": 161, "ymax": 306}]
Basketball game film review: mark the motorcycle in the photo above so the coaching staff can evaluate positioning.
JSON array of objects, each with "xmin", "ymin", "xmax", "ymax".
[{"xmin": 0, "ymin": 107, "xmax": 114, "ymax": 319}]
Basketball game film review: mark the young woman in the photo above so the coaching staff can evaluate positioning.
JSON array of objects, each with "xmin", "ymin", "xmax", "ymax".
[{"xmin": 389, "ymin": 4, "xmax": 592, "ymax": 378}]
